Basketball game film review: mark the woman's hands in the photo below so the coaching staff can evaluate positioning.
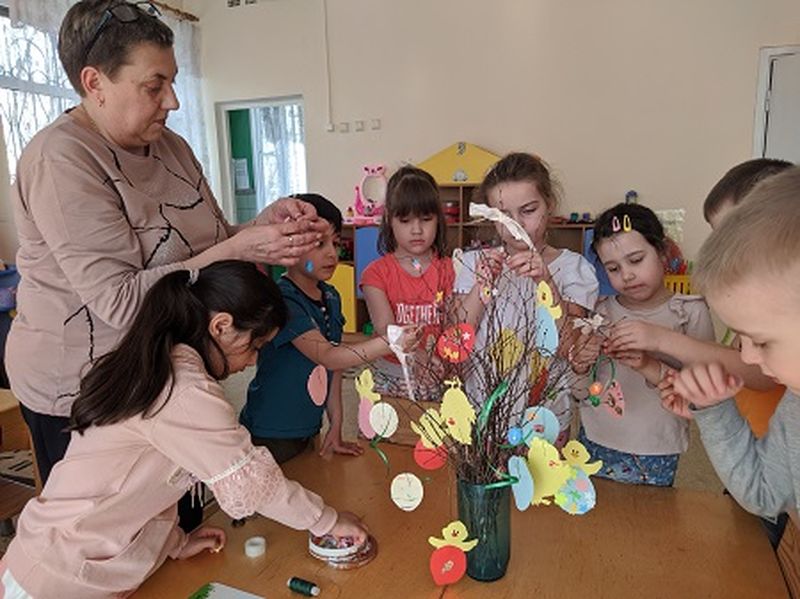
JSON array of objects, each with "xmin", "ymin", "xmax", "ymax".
[
  {"xmin": 176, "ymin": 526, "xmax": 226, "ymax": 559},
  {"xmin": 254, "ymin": 197, "xmax": 321, "ymax": 226},
  {"xmin": 329, "ymin": 511, "xmax": 369, "ymax": 546},
  {"xmin": 228, "ymin": 219, "xmax": 324, "ymax": 266}
]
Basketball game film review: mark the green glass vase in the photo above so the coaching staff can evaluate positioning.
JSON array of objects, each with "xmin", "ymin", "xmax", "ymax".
[{"xmin": 456, "ymin": 479, "xmax": 511, "ymax": 582}]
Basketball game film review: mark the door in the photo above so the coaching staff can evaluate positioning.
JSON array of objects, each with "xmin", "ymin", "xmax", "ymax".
[{"xmin": 754, "ymin": 47, "xmax": 800, "ymax": 162}]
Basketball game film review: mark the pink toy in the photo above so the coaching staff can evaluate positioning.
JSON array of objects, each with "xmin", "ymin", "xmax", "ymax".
[{"xmin": 353, "ymin": 164, "xmax": 387, "ymax": 224}]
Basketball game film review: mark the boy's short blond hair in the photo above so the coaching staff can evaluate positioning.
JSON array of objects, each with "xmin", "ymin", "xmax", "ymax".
[{"xmin": 694, "ymin": 165, "xmax": 800, "ymax": 295}]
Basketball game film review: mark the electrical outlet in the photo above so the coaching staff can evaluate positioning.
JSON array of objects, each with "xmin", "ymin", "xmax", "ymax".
[
  {"xmin": 227, "ymin": 0, "xmax": 241, "ymax": 7},
  {"xmin": 338, "ymin": 122, "xmax": 350, "ymax": 133},
  {"xmin": 244, "ymin": 0, "xmax": 257, "ymax": 4},
  {"xmin": 371, "ymin": 118, "xmax": 381, "ymax": 131},
  {"xmin": 325, "ymin": 123, "xmax": 335, "ymax": 133},
  {"xmin": 354, "ymin": 120, "xmax": 365, "ymax": 132}
]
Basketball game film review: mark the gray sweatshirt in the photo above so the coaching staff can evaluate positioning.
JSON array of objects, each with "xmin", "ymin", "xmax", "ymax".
[{"xmin": 693, "ymin": 391, "xmax": 799, "ymax": 518}]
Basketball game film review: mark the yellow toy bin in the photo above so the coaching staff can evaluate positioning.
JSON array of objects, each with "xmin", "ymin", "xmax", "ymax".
[{"xmin": 664, "ymin": 274, "xmax": 692, "ymax": 295}]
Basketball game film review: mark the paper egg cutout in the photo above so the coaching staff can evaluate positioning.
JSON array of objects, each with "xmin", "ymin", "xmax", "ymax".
[
  {"xmin": 307, "ymin": 364, "xmax": 328, "ymax": 406},
  {"xmin": 369, "ymin": 402, "xmax": 399, "ymax": 438},
  {"xmin": 358, "ymin": 397, "xmax": 376, "ymax": 438},
  {"xmin": 521, "ymin": 406, "xmax": 559, "ymax": 446},
  {"xmin": 508, "ymin": 455, "xmax": 534, "ymax": 511},
  {"xmin": 555, "ymin": 469, "xmax": 597, "ymax": 515},
  {"xmin": 436, "ymin": 323, "xmax": 476, "ymax": 364},
  {"xmin": 430, "ymin": 545, "xmax": 467, "ymax": 586},
  {"xmin": 413, "ymin": 439, "xmax": 448, "ymax": 471},
  {"xmin": 390, "ymin": 472, "xmax": 424, "ymax": 511}
]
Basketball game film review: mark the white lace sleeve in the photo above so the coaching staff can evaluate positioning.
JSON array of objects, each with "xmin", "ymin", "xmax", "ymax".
[{"xmin": 206, "ymin": 447, "xmax": 338, "ymax": 535}]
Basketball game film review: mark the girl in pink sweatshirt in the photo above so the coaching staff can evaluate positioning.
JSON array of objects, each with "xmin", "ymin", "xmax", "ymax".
[{"xmin": 0, "ymin": 261, "xmax": 367, "ymax": 598}]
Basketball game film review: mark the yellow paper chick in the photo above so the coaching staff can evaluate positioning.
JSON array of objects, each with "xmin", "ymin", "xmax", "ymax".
[
  {"xmin": 527, "ymin": 437, "xmax": 572, "ymax": 505},
  {"xmin": 428, "ymin": 520, "xmax": 478, "ymax": 552},
  {"xmin": 410, "ymin": 408, "xmax": 448, "ymax": 449},
  {"xmin": 355, "ymin": 368, "xmax": 381, "ymax": 404},
  {"xmin": 536, "ymin": 281, "xmax": 563, "ymax": 320},
  {"xmin": 563, "ymin": 440, "xmax": 603, "ymax": 476},
  {"xmin": 490, "ymin": 328, "xmax": 524, "ymax": 376},
  {"xmin": 440, "ymin": 378, "xmax": 475, "ymax": 445}
]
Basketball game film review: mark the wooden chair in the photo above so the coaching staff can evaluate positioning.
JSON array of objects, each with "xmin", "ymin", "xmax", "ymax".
[{"xmin": 778, "ymin": 511, "xmax": 800, "ymax": 598}]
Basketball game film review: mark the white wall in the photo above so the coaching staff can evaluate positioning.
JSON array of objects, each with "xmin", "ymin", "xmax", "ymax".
[{"xmin": 119, "ymin": 2, "xmax": 800, "ymax": 256}]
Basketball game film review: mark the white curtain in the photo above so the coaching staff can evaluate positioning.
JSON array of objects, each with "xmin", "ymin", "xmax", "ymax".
[
  {"xmin": 9, "ymin": 0, "xmax": 75, "ymax": 35},
  {"xmin": 160, "ymin": 13, "xmax": 210, "ymax": 176},
  {"xmin": 7, "ymin": 0, "xmax": 210, "ymax": 175},
  {"xmin": 250, "ymin": 101, "xmax": 307, "ymax": 210}
]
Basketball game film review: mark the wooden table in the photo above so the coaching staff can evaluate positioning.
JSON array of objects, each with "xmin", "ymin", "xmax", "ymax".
[{"xmin": 135, "ymin": 445, "xmax": 788, "ymax": 598}]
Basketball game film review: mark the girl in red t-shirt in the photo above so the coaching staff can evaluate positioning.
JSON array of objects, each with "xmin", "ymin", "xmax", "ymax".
[{"xmin": 360, "ymin": 166, "xmax": 455, "ymax": 400}]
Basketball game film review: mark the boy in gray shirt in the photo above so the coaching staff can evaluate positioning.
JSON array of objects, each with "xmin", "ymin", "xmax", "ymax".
[{"xmin": 661, "ymin": 166, "xmax": 800, "ymax": 519}]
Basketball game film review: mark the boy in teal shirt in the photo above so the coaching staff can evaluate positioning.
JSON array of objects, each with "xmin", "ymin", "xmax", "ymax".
[{"xmin": 241, "ymin": 193, "xmax": 405, "ymax": 463}]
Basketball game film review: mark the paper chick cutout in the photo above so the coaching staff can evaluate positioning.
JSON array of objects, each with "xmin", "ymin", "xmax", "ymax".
[
  {"xmin": 527, "ymin": 437, "xmax": 572, "ymax": 506},
  {"xmin": 356, "ymin": 369, "xmax": 381, "ymax": 438},
  {"xmin": 469, "ymin": 203, "xmax": 534, "ymax": 250},
  {"xmin": 534, "ymin": 281, "xmax": 561, "ymax": 355},
  {"xmin": 355, "ymin": 368, "xmax": 381, "ymax": 403},
  {"xmin": 563, "ymin": 440, "xmax": 603, "ymax": 476},
  {"xmin": 490, "ymin": 328, "xmax": 524, "ymax": 376},
  {"xmin": 440, "ymin": 378, "xmax": 476, "ymax": 445},
  {"xmin": 428, "ymin": 520, "xmax": 478, "ymax": 552},
  {"xmin": 508, "ymin": 455, "xmax": 535, "ymax": 511},
  {"xmin": 521, "ymin": 406, "xmax": 560, "ymax": 446},
  {"xmin": 436, "ymin": 323, "xmax": 475, "ymax": 364},
  {"xmin": 391, "ymin": 472, "xmax": 424, "ymax": 511},
  {"xmin": 307, "ymin": 364, "xmax": 328, "ymax": 407},
  {"xmin": 410, "ymin": 408, "xmax": 448, "ymax": 449}
]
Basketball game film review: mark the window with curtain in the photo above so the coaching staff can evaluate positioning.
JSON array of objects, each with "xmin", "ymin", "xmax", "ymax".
[
  {"xmin": 0, "ymin": 7, "xmax": 77, "ymax": 179},
  {"xmin": 0, "ymin": 3, "xmax": 210, "ymax": 183},
  {"xmin": 250, "ymin": 99, "xmax": 307, "ymax": 210}
]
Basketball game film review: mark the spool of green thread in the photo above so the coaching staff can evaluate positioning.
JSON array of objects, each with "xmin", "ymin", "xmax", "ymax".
[{"xmin": 287, "ymin": 577, "xmax": 320, "ymax": 596}]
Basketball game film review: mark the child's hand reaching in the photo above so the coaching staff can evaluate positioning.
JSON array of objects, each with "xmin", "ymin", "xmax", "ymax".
[
  {"xmin": 475, "ymin": 247, "xmax": 505, "ymax": 285},
  {"xmin": 604, "ymin": 320, "xmax": 666, "ymax": 354},
  {"xmin": 330, "ymin": 511, "xmax": 369, "ymax": 546},
  {"xmin": 176, "ymin": 526, "xmax": 226, "ymax": 559},
  {"xmin": 658, "ymin": 367, "xmax": 694, "ymax": 419},
  {"xmin": 568, "ymin": 331, "xmax": 602, "ymax": 374},
  {"xmin": 319, "ymin": 429, "xmax": 364, "ymax": 457},
  {"xmin": 606, "ymin": 347, "xmax": 649, "ymax": 372},
  {"xmin": 672, "ymin": 362, "xmax": 743, "ymax": 409},
  {"xmin": 505, "ymin": 249, "xmax": 547, "ymax": 281}
]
